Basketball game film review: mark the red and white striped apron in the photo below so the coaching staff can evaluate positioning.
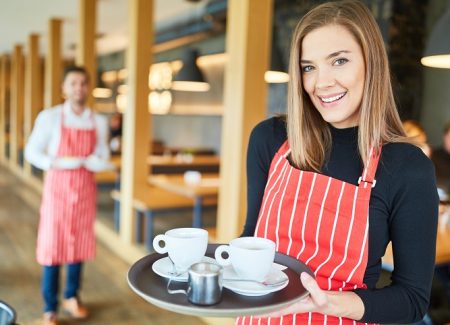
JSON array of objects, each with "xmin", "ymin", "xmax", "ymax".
[
  {"xmin": 37, "ymin": 109, "xmax": 97, "ymax": 266},
  {"xmin": 237, "ymin": 141, "xmax": 380, "ymax": 325}
]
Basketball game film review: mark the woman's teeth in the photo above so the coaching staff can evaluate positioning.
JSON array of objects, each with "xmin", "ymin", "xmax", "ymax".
[{"xmin": 320, "ymin": 92, "xmax": 346, "ymax": 103}]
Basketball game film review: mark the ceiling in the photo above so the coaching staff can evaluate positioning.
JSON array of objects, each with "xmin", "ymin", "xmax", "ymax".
[{"xmin": 0, "ymin": 0, "xmax": 206, "ymax": 57}]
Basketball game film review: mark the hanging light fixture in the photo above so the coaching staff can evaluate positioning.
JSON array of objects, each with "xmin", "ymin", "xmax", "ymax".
[
  {"xmin": 421, "ymin": 0, "xmax": 450, "ymax": 69},
  {"xmin": 92, "ymin": 69, "xmax": 113, "ymax": 98},
  {"xmin": 171, "ymin": 49, "xmax": 210, "ymax": 92},
  {"xmin": 265, "ymin": 44, "xmax": 289, "ymax": 83}
]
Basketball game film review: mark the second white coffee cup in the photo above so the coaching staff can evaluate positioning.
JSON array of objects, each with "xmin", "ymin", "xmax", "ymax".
[
  {"xmin": 214, "ymin": 237, "xmax": 276, "ymax": 281},
  {"xmin": 153, "ymin": 228, "xmax": 208, "ymax": 271}
]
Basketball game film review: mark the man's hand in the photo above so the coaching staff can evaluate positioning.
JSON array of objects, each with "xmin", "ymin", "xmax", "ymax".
[
  {"xmin": 83, "ymin": 155, "xmax": 114, "ymax": 172},
  {"xmin": 51, "ymin": 157, "xmax": 83, "ymax": 170}
]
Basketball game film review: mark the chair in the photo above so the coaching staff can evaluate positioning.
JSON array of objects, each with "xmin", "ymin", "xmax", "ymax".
[{"xmin": 0, "ymin": 301, "xmax": 16, "ymax": 325}]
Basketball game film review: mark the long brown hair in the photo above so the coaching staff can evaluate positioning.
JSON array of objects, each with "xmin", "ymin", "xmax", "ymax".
[{"xmin": 287, "ymin": 0, "xmax": 407, "ymax": 171}]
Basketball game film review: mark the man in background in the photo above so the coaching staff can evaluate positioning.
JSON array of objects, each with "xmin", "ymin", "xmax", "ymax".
[{"xmin": 25, "ymin": 66, "xmax": 110, "ymax": 325}]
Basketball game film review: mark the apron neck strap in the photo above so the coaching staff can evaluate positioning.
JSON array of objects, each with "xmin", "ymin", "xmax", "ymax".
[{"xmin": 358, "ymin": 146, "xmax": 381, "ymax": 188}]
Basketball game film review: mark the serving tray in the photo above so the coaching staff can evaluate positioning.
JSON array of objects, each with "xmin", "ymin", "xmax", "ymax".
[{"xmin": 127, "ymin": 243, "xmax": 313, "ymax": 317}]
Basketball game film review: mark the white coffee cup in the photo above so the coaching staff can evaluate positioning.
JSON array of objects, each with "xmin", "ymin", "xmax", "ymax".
[
  {"xmin": 184, "ymin": 170, "xmax": 202, "ymax": 185},
  {"xmin": 153, "ymin": 228, "xmax": 208, "ymax": 271},
  {"xmin": 214, "ymin": 237, "xmax": 276, "ymax": 281}
]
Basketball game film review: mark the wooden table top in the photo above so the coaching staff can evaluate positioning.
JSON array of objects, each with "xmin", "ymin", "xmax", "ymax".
[
  {"xmin": 383, "ymin": 224, "xmax": 450, "ymax": 267},
  {"xmin": 147, "ymin": 154, "xmax": 220, "ymax": 166},
  {"xmin": 110, "ymin": 155, "xmax": 220, "ymax": 169},
  {"xmin": 148, "ymin": 173, "xmax": 220, "ymax": 199}
]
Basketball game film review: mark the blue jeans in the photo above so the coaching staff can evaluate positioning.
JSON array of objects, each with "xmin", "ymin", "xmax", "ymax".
[{"xmin": 42, "ymin": 263, "xmax": 82, "ymax": 312}]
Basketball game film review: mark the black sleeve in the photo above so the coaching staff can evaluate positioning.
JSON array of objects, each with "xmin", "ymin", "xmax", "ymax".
[
  {"xmin": 355, "ymin": 149, "xmax": 439, "ymax": 324},
  {"xmin": 241, "ymin": 117, "xmax": 287, "ymax": 236}
]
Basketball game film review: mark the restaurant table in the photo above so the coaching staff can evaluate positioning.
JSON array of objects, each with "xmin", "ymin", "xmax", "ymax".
[
  {"xmin": 146, "ymin": 154, "xmax": 220, "ymax": 167},
  {"xmin": 382, "ymin": 224, "xmax": 450, "ymax": 270},
  {"xmin": 148, "ymin": 173, "xmax": 220, "ymax": 228},
  {"xmin": 95, "ymin": 169, "xmax": 120, "ymax": 188},
  {"xmin": 110, "ymin": 155, "xmax": 220, "ymax": 174}
]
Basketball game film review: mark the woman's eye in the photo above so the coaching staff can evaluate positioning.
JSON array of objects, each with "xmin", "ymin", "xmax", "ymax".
[
  {"xmin": 334, "ymin": 58, "xmax": 348, "ymax": 65},
  {"xmin": 302, "ymin": 65, "xmax": 314, "ymax": 73}
]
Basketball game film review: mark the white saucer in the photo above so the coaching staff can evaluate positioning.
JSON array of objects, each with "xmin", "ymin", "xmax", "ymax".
[
  {"xmin": 152, "ymin": 256, "xmax": 216, "ymax": 282},
  {"xmin": 223, "ymin": 265, "xmax": 289, "ymax": 296}
]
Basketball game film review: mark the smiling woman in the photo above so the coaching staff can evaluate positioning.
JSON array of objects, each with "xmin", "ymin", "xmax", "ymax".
[{"xmin": 240, "ymin": 1, "xmax": 439, "ymax": 324}]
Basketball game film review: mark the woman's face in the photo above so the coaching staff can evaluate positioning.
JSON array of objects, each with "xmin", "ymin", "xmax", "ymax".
[{"xmin": 301, "ymin": 24, "xmax": 365, "ymax": 129}]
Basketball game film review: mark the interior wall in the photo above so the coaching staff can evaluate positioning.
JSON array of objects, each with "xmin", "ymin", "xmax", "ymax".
[
  {"xmin": 421, "ymin": 0, "xmax": 450, "ymax": 147},
  {"xmin": 389, "ymin": 0, "xmax": 428, "ymax": 120},
  {"xmin": 153, "ymin": 114, "xmax": 222, "ymax": 154}
]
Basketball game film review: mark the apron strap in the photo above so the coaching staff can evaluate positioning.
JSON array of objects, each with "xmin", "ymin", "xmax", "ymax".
[
  {"xmin": 89, "ymin": 110, "xmax": 96, "ymax": 127},
  {"xmin": 358, "ymin": 146, "xmax": 381, "ymax": 188},
  {"xmin": 278, "ymin": 140, "xmax": 291, "ymax": 158},
  {"xmin": 60, "ymin": 104, "xmax": 65, "ymax": 129},
  {"xmin": 280, "ymin": 141, "xmax": 382, "ymax": 189}
]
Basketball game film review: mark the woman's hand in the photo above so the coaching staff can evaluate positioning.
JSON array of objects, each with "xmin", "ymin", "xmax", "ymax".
[
  {"xmin": 259, "ymin": 272, "xmax": 365, "ymax": 320},
  {"xmin": 262, "ymin": 272, "xmax": 329, "ymax": 317}
]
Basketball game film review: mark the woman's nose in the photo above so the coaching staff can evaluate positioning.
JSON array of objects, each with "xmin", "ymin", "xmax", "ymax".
[{"xmin": 315, "ymin": 67, "xmax": 335, "ymax": 89}]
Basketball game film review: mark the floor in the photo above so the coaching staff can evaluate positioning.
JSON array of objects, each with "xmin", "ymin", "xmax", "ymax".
[{"xmin": 0, "ymin": 166, "xmax": 210, "ymax": 325}]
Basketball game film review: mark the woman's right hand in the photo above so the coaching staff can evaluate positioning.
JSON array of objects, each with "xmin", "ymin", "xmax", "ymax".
[{"xmin": 258, "ymin": 272, "xmax": 365, "ymax": 321}]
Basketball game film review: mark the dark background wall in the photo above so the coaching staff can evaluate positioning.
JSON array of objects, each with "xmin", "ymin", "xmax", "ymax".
[{"xmin": 389, "ymin": 0, "xmax": 428, "ymax": 120}]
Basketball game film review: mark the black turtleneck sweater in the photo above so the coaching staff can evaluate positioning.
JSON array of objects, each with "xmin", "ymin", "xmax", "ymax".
[{"xmin": 243, "ymin": 117, "xmax": 439, "ymax": 324}]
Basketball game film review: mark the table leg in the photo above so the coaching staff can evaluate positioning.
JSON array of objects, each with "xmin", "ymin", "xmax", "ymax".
[
  {"xmin": 145, "ymin": 210, "xmax": 154, "ymax": 251},
  {"xmin": 114, "ymin": 172, "xmax": 120, "ymax": 189},
  {"xmin": 193, "ymin": 197, "xmax": 203, "ymax": 228},
  {"xmin": 135, "ymin": 210, "xmax": 143, "ymax": 243},
  {"xmin": 113, "ymin": 199, "xmax": 120, "ymax": 232}
]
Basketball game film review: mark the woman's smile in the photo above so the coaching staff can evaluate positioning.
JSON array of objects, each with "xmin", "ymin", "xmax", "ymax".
[{"xmin": 318, "ymin": 91, "xmax": 347, "ymax": 105}]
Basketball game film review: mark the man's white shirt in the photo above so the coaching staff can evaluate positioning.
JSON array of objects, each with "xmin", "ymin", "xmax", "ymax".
[{"xmin": 25, "ymin": 100, "xmax": 110, "ymax": 171}]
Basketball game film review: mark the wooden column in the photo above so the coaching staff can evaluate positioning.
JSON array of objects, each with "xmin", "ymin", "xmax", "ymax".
[
  {"xmin": 119, "ymin": 0, "xmax": 153, "ymax": 244},
  {"xmin": 0, "ymin": 57, "xmax": 2, "ymax": 162},
  {"xmin": 76, "ymin": 0, "xmax": 97, "ymax": 107},
  {"xmin": 9, "ymin": 45, "xmax": 25, "ymax": 168},
  {"xmin": 216, "ymin": 0, "xmax": 273, "ymax": 242},
  {"xmin": 0, "ymin": 56, "xmax": 10, "ymax": 162},
  {"xmin": 45, "ymin": 19, "xmax": 62, "ymax": 108},
  {"xmin": 24, "ymin": 34, "xmax": 43, "ymax": 176}
]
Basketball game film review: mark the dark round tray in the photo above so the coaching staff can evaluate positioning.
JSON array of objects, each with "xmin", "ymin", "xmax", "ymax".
[{"xmin": 127, "ymin": 243, "xmax": 313, "ymax": 317}]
